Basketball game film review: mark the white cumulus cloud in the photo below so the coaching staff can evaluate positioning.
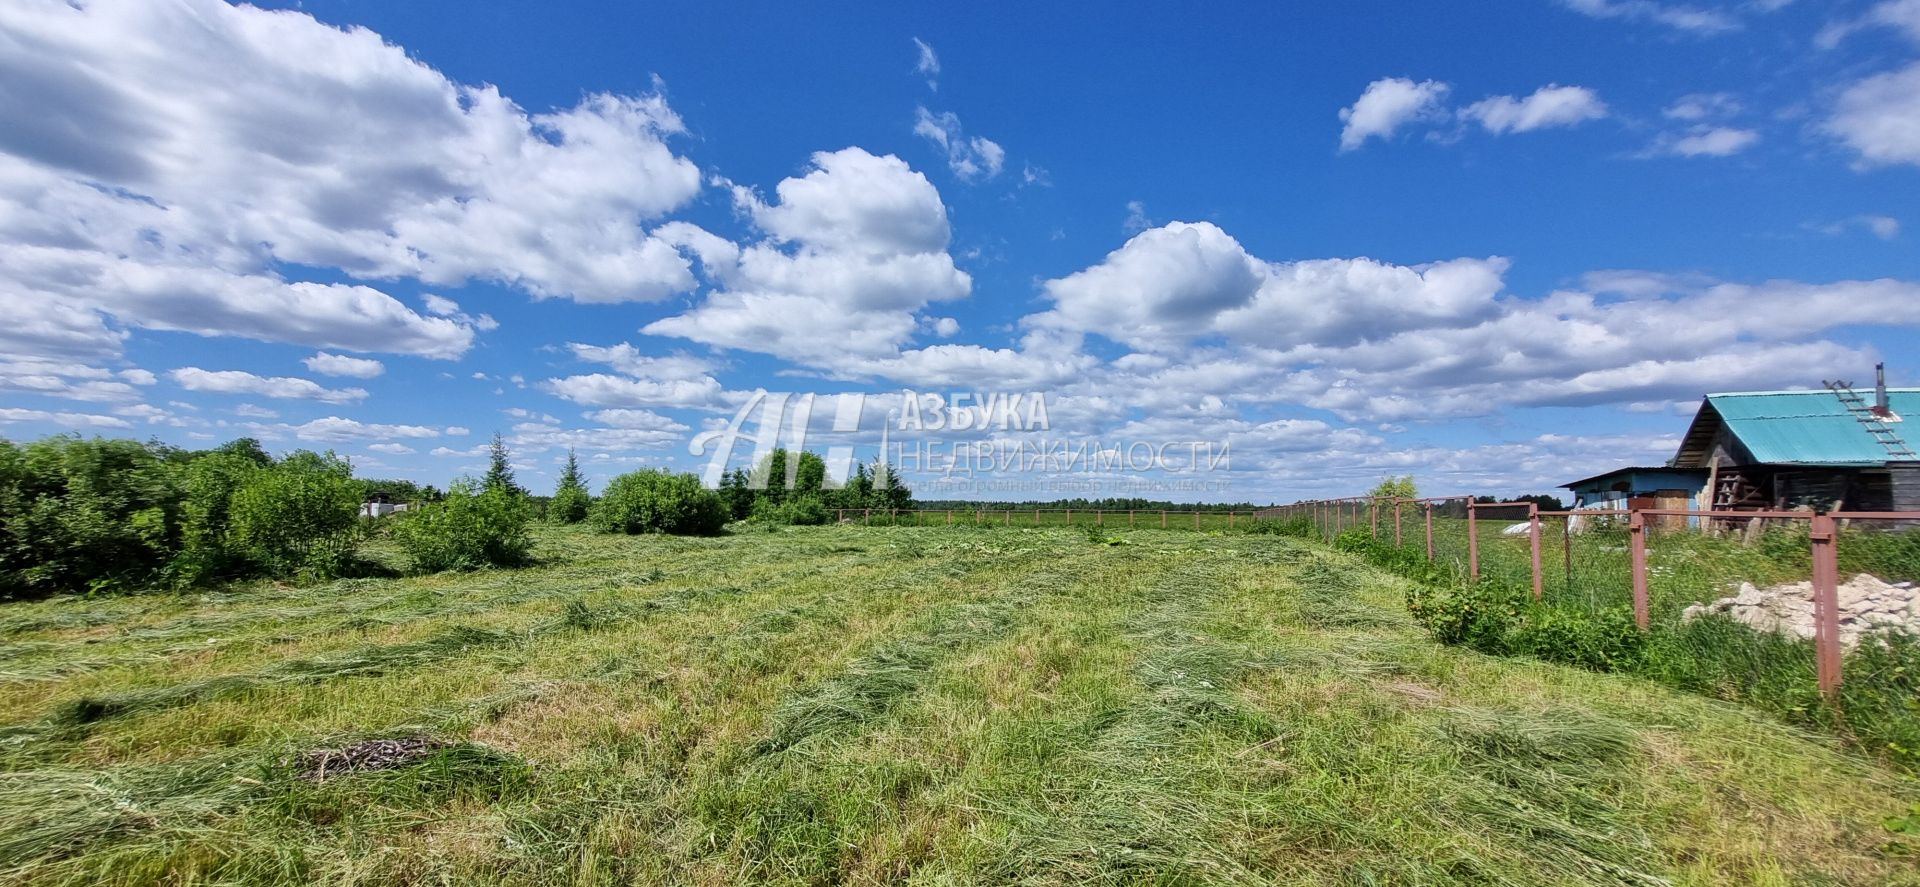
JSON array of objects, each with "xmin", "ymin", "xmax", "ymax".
[
  {"xmin": 1826, "ymin": 62, "xmax": 1920, "ymax": 168},
  {"xmin": 0, "ymin": 0, "xmax": 705, "ymax": 369},
  {"xmin": 169, "ymin": 367, "xmax": 368, "ymax": 404},
  {"xmin": 1462, "ymin": 85, "xmax": 1608, "ymax": 135},
  {"xmin": 304, "ymin": 352, "xmax": 386, "ymax": 379},
  {"xmin": 1338, "ymin": 78, "xmax": 1451, "ymax": 150},
  {"xmin": 643, "ymin": 148, "xmax": 970, "ymax": 364}
]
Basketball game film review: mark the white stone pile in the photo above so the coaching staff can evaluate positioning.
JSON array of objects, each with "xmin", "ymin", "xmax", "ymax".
[{"xmin": 1681, "ymin": 574, "xmax": 1920, "ymax": 648}]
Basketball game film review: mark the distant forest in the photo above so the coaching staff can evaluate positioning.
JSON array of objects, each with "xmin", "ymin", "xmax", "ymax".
[{"xmin": 909, "ymin": 497, "xmax": 1267, "ymax": 512}]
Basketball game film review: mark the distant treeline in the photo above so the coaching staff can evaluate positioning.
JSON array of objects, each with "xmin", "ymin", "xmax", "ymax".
[
  {"xmin": 0, "ymin": 434, "xmax": 926, "ymax": 597},
  {"xmin": 716, "ymin": 449, "xmax": 913, "ymax": 525},
  {"xmin": 910, "ymin": 498, "xmax": 1267, "ymax": 512}
]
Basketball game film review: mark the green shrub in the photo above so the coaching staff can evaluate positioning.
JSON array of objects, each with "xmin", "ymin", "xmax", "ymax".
[
  {"xmin": 591, "ymin": 470, "xmax": 727, "ymax": 536},
  {"xmin": 0, "ymin": 436, "xmax": 184, "ymax": 596},
  {"xmin": 392, "ymin": 484, "xmax": 533, "ymax": 573},
  {"xmin": 170, "ymin": 452, "xmax": 265, "ymax": 586},
  {"xmin": 749, "ymin": 494, "xmax": 831, "ymax": 526},
  {"xmin": 228, "ymin": 452, "xmax": 362, "ymax": 580},
  {"xmin": 549, "ymin": 485, "xmax": 591, "ymax": 525},
  {"xmin": 1405, "ymin": 579, "xmax": 1524, "ymax": 655},
  {"xmin": 1509, "ymin": 604, "xmax": 1647, "ymax": 673}
]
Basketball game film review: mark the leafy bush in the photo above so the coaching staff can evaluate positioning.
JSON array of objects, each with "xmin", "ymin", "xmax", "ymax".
[
  {"xmin": 0, "ymin": 436, "xmax": 184, "ymax": 596},
  {"xmin": 392, "ymin": 484, "xmax": 533, "ymax": 573},
  {"xmin": 170, "ymin": 452, "xmax": 266, "ymax": 586},
  {"xmin": 591, "ymin": 470, "xmax": 728, "ymax": 536},
  {"xmin": 1405, "ymin": 578, "xmax": 1525, "ymax": 655},
  {"xmin": 749, "ymin": 494, "xmax": 831, "ymax": 526},
  {"xmin": 549, "ymin": 485, "xmax": 591, "ymax": 525},
  {"xmin": 228, "ymin": 452, "xmax": 363, "ymax": 580},
  {"xmin": 1509, "ymin": 604, "xmax": 1647, "ymax": 672}
]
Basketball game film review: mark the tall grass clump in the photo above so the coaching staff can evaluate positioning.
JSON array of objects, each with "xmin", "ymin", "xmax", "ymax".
[
  {"xmin": 591, "ymin": 469, "xmax": 727, "ymax": 536},
  {"xmin": 391, "ymin": 483, "xmax": 534, "ymax": 574}
]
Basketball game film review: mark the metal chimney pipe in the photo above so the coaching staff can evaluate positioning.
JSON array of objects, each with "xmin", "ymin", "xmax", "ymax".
[{"xmin": 1874, "ymin": 362, "xmax": 1891, "ymax": 417}]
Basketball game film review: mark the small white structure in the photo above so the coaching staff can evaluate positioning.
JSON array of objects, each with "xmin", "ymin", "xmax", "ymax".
[{"xmin": 360, "ymin": 495, "xmax": 409, "ymax": 518}]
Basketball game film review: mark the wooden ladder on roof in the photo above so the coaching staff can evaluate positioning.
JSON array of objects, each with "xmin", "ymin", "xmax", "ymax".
[{"xmin": 1824, "ymin": 381, "xmax": 1918, "ymax": 459}]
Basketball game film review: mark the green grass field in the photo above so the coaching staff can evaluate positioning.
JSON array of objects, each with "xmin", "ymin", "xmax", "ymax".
[{"xmin": 2, "ymin": 525, "xmax": 1917, "ymax": 885}]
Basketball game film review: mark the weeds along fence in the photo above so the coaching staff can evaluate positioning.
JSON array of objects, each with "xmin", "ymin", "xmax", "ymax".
[
  {"xmin": 834, "ymin": 508, "xmax": 1253, "ymax": 531},
  {"xmin": 1268, "ymin": 497, "xmax": 1920, "ymax": 698}
]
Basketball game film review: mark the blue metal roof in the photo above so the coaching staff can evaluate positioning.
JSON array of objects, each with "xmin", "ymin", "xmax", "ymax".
[
  {"xmin": 1699, "ymin": 389, "xmax": 1920, "ymax": 466},
  {"xmin": 1561, "ymin": 467, "xmax": 1708, "ymax": 492}
]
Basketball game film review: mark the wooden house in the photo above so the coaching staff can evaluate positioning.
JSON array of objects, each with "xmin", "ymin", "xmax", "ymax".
[{"xmin": 1670, "ymin": 369, "xmax": 1920, "ymax": 512}]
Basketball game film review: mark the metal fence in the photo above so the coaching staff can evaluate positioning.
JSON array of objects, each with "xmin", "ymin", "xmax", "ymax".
[{"xmin": 1268, "ymin": 497, "xmax": 1920, "ymax": 698}]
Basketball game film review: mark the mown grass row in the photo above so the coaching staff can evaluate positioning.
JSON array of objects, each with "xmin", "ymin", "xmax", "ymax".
[{"xmin": 0, "ymin": 525, "xmax": 1917, "ymax": 885}]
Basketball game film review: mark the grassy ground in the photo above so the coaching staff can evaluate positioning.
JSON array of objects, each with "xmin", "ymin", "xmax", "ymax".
[{"xmin": 1, "ymin": 524, "xmax": 1916, "ymax": 885}]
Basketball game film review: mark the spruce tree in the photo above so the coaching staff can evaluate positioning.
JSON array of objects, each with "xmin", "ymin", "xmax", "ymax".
[
  {"xmin": 550, "ymin": 448, "xmax": 590, "ymax": 523},
  {"xmin": 484, "ymin": 432, "xmax": 524, "ymax": 496}
]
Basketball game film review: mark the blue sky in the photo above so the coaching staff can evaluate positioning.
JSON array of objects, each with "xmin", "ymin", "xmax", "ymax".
[{"xmin": 2, "ymin": 0, "xmax": 1918, "ymax": 501}]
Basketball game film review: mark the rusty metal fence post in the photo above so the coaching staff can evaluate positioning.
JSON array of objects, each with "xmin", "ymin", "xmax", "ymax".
[
  {"xmin": 1424, "ymin": 502, "xmax": 1434, "ymax": 561},
  {"xmin": 1810, "ymin": 512, "xmax": 1843, "ymax": 697},
  {"xmin": 1528, "ymin": 503, "xmax": 1543, "ymax": 601},
  {"xmin": 1628, "ymin": 508, "xmax": 1649, "ymax": 630},
  {"xmin": 1467, "ymin": 502, "xmax": 1479, "ymax": 581},
  {"xmin": 1394, "ymin": 500, "xmax": 1403, "ymax": 548},
  {"xmin": 1563, "ymin": 516, "xmax": 1573, "ymax": 589}
]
